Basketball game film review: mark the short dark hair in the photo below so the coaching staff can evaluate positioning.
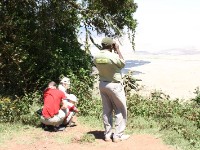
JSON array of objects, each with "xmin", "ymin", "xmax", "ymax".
[{"xmin": 48, "ymin": 81, "xmax": 57, "ymax": 87}]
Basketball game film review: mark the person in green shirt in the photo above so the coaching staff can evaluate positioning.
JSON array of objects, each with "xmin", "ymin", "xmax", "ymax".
[{"xmin": 93, "ymin": 37, "xmax": 129, "ymax": 142}]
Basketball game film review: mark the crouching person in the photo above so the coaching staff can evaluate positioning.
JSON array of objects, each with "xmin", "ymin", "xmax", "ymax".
[
  {"xmin": 40, "ymin": 81, "xmax": 68, "ymax": 132},
  {"xmin": 62, "ymin": 94, "xmax": 79, "ymax": 127}
]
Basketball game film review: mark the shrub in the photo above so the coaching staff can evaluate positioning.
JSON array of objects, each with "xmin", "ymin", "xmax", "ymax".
[
  {"xmin": 0, "ymin": 97, "xmax": 14, "ymax": 122},
  {"xmin": 0, "ymin": 91, "xmax": 42, "ymax": 126},
  {"xmin": 127, "ymin": 91, "xmax": 200, "ymax": 148},
  {"xmin": 123, "ymin": 71, "xmax": 141, "ymax": 96},
  {"xmin": 192, "ymin": 87, "xmax": 200, "ymax": 105}
]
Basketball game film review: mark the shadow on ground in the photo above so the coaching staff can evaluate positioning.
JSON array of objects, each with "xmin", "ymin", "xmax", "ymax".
[{"xmin": 87, "ymin": 130, "xmax": 104, "ymax": 140}]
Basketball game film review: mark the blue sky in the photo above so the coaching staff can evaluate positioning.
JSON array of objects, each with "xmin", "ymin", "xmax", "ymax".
[{"xmin": 134, "ymin": 0, "xmax": 200, "ymax": 53}]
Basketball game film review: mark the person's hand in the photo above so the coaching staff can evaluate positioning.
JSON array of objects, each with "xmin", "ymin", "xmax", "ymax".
[
  {"xmin": 112, "ymin": 42, "xmax": 119, "ymax": 52},
  {"xmin": 113, "ymin": 42, "xmax": 124, "ymax": 59}
]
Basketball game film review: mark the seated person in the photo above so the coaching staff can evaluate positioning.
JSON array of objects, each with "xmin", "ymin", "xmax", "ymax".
[
  {"xmin": 63, "ymin": 94, "xmax": 79, "ymax": 127},
  {"xmin": 40, "ymin": 81, "xmax": 68, "ymax": 131}
]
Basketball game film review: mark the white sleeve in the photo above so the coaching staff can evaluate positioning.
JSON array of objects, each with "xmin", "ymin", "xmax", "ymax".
[{"xmin": 58, "ymin": 85, "xmax": 69, "ymax": 97}]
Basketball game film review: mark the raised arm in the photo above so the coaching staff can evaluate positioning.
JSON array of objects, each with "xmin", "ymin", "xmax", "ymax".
[{"xmin": 112, "ymin": 42, "xmax": 124, "ymax": 60}]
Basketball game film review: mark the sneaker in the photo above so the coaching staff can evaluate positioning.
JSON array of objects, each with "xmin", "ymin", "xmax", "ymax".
[
  {"xmin": 56, "ymin": 126, "xmax": 66, "ymax": 131},
  {"xmin": 104, "ymin": 133, "xmax": 112, "ymax": 142},
  {"xmin": 105, "ymin": 137, "xmax": 111, "ymax": 142},
  {"xmin": 113, "ymin": 134, "xmax": 130, "ymax": 143}
]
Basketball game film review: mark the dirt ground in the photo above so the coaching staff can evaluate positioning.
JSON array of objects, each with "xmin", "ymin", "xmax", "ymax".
[
  {"xmin": 0, "ymin": 120, "xmax": 176, "ymax": 150},
  {"xmin": 3, "ymin": 48, "xmax": 195, "ymax": 150}
]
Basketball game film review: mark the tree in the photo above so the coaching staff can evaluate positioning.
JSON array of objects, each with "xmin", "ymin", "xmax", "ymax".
[
  {"xmin": 67, "ymin": 0, "xmax": 137, "ymax": 50},
  {"xmin": 0, "ymin": 0, "xmax": 137, "ymax": 97}
]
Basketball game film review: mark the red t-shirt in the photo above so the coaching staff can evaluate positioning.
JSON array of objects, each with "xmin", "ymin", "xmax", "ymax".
[{"xmin": 42, "ymin": 88, "xmax": 66, "ymax": 118}]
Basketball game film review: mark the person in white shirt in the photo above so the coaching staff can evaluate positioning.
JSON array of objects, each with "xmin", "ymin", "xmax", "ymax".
[{"xmin": 58, "ymin": 77, "xmax": 70, "ymax": 97}]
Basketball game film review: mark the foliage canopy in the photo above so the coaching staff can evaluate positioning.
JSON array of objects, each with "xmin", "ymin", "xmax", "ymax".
[{"xmin": 0, "ymin": 0, "xmax": 137, "ymax": 98}]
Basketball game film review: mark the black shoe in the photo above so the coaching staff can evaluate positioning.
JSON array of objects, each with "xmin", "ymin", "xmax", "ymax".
[
  {"xmin": 59, "ymin": 124, "xmax": 67, "ymax": 128},
  {"xmin": 41, "ymin": 123, "xmax": 46, "ymax": 129},
  {"xmin": 44, "ymin": 125, "xmax": 58, "ymax": 132}
]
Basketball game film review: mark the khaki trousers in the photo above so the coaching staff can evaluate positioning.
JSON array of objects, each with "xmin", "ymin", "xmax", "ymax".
[
  {"xmin": 99, "ymin": 81, "xmax": 127, "ymax": 138},
  {"xmin": 40, "ymin": 109, "xmax": 66, "ymax": 126}
]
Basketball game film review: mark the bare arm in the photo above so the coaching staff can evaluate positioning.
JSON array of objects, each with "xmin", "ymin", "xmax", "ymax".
[{"xmin": 61, "ymin": 100, "xmax": 68, "ymax": 109}]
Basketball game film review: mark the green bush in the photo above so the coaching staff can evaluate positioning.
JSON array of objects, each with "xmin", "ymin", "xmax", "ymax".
[
  {"xmin": 64, "ymin": 68, "xmax": 102, "ymax": 118},
  {"xmin": 0, "ymin": 97, "xmax": 14, "ymax": 122},
  {"xmin": 192, "ymin": 87, "xmax": 200, "ymax": 105},
  {"xmin": 78, "ymin": 133, "xmax": 96, "ymax": 143},
  {"xmin": 123, "ymin": 71, "xmax": 141, "ymax": 96},
  {"xmin": 127, "ymin": 91, "xmax": 200, "ymax": 148},
  {"xmin": 0, "ymin": 91, "xmax": 42, "ymax": 126}
]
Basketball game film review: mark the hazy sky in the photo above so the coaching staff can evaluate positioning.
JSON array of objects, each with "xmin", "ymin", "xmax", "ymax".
[{"xmin": 134, "ymin": 0, "xmax": 200, "ymax": 52}]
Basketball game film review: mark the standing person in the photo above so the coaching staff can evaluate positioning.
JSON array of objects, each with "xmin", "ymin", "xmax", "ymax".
[
  {"xmin": 40, "ymin": 81, "xmax": 68, "ymax": 131},
  {"xmin": 93, "ymin": 37, "xmax": 129, "ymax": 142}
]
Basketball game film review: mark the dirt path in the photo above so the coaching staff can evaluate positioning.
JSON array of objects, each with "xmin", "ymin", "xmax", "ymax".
[{"xmin": 0, "ymin": 121, "xmax": 176, "ymax": 150}]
